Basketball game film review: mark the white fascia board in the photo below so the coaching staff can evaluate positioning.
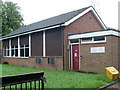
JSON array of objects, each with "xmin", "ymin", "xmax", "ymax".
[
  {"xmin": 91, "ymin": 8, "xmax": 107, "ymax": 29},
  {"xmin": 64, "ymin": 7, "xmax": 92, "ymax": 26},
  {"xmin": 64, "ymin": 7, "xmax": 107, "ymax": 29},
  {"xmin": 111, "ymin": 30, "xmax": 120, "ymax": 36},
  {"xmin": 1, "ymin": 25, "xmax": 62, "ymax": 40},
  {"xmin": 68, "ymin": 30, "xmax": 120, "ymax": 39}
]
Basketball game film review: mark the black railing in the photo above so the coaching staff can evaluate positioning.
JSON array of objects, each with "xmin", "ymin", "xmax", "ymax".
[{"xmin": 0, "ymin": 72, "xmax": 45, "ymax": 90}]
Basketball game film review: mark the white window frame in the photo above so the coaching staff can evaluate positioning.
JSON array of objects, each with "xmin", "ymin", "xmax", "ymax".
[
  {"xmin": 11, "ymin": 46, "xmax": 18, "ymax": 57},
  {"xmin": 69, "ymin": 39, "xmax": 80, "ymax": 70},
  {"xmin": 20, "ymin": 44, "xmax": 29, "ymax": 57},
  {"xmin": 81, "ymin": 37, "xmax": 93, "ymax": 44},
  {"xmin": 81, "ymin": 36, "xmax": 106, "ymax": 44},
  {"xmin": 93, "ymin": 36, "xmax": 106, "ymax": 43},
  {"xmin": 4, "ymin": 46, "xmax": 9, "ymax": 57},
  {"xmin": 4, "ymin": 36, "xmax": 30, "ymax": 58}
]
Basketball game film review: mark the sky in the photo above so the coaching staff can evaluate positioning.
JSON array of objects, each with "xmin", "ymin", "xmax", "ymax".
[{"xmin": 3, "ymin": 0, "xmax": 119, "ymax": 29}]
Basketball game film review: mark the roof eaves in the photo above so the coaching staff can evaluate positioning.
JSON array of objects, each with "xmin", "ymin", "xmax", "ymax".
[
  {"xmin": 68, "ymin": 30, "xmax": 120, "ymax": 40},
  {"xmin": 2, "ymin": 24, "xmax": 64, "ymax": 40},
  {"xmin": 68, "ymin": 29, "xmax": 120, "ymax": 36}
]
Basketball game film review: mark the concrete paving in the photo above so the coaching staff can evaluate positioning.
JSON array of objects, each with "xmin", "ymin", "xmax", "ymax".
[{"xmin": 106, "ymin": 81, "xmax": 120, "ymax": 89}]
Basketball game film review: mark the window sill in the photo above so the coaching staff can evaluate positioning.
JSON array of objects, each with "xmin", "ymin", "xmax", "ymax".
[{"xmin": 3, "ymin": 56, "xmax": 29, "ymax": 59}]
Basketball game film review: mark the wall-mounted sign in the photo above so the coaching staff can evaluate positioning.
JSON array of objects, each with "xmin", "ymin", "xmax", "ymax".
[{"xmin": 91, "ymin": 47, "xmax": 105, "ymax": 53}]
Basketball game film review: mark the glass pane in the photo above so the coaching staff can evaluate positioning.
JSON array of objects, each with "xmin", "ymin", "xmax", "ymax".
[
  {"xmin": 25, "ymin": 45, "xmax": 29, "ymax": 47},
  {"xmin": 11, "ymin": 50, "xmax": 14, "ymax": 57},
  {"xmin": 20, "ymin": 45, "xmax": 24, "ymax": 48},
  {"xmin": 15, "ymin": 46, "xmax": 18, "ymax": 48},
  {"xmin": 82, "ymin": 38, "xmax": 92, "ymax": 42},
  {"xmin": 15, "ymin": 49, "xmax": 18, "ymax": 57},
  {"xmin": 20, "ymin": 49, "xmax": 24, "ymax": 57},
  {"xmin": 4, "ymin": 50, "xmax": 6, "ymax": 56},
  {"xmin": 11, "ymin": 46, "xmax": 14, "ymax": 48},
  {"xmin": 70, "ymin": 39, "xmax": 79, "ymax": 43},
  {"xmin": 7, "ymin": 50, "xmax": 9, "ymax": 56},
  {"xmin": 25, "ymin": 48, "xmax": 29, "ymax": 57},
  {"xmin": 94, "ymin": 36, "xmax": 105, "ymax": 41}
]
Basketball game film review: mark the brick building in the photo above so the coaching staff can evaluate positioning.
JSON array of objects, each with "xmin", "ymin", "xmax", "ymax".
[
  {"xmin": 1, "ymin": 6, "xmax": 120, "ymax": 73},
  {"xmin": 68, "ymin": 30, "xmax": 120, "ymax": 73}
]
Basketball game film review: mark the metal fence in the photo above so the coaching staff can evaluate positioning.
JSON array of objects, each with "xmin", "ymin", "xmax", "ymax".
[{"xmin": 0, "ymin": 72, "xmax": 45, "ymax": 90}]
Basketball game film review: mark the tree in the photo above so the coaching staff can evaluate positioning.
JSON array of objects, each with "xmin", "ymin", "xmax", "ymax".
[{"xmin": 2, "ymin": 1, "xmax": 24, "ymax": 36}]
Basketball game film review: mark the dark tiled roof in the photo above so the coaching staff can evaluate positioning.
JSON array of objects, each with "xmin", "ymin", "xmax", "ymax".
[{"xmin": 3, "ymin": 6, "xmax": 90, "ymax": 38}]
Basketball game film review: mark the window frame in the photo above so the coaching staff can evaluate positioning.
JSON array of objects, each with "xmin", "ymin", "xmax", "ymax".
[
  {"xmin": 3, "ymin": 35, "xmax": 31, "ymax": 58},
  {"xmin": 81, "ymin": 37, "xmax": 93, "ymax": 44},
  {"xmin": 11, "ymin": 46, "xmax": 18, "ymax": 57},
  {"xmin": 70, "ymin": 39, "xmax": 79, "ymax": 43},
  {"xmin": 4, "ymin": 46, "xmax": 9, "ymax": 57},
  {"xmin": 81, "ymin": 36, "xmax": 106, "ymax": 44},
  {"xmin": 93, "ymin": 36, "xmax": 106, "ymax": 43},
  {"xmin": 20, "ymin": 44, "xmax": 29, "ymax": 58}
]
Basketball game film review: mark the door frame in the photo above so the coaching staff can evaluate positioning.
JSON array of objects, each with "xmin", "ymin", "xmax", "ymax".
[{"xmin": 69, "ymin": 39, "xmax": 80, "ymax": 70}]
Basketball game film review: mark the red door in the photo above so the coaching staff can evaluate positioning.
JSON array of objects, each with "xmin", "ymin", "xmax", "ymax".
[{"xmin": 72, "ymin": 44, "xmax": 80, "ymax": 71}]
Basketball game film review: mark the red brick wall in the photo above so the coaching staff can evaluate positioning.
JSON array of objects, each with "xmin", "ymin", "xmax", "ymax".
[
  {"xmin": 111, "ymin": 36, "xmax": 120, "ymax": 71},
  {"xmin": 119, "ymin": 36, "xmax": 120, "ymax": 71},
  {"xmin": 2, "ymin": 57, "xmax": 63, "ymax": 70},
  {"xmin": 63, "ymin": 11, "xmax": 104, "ymax": 69},
  {"xmin": 80, "ymin": 35, "xmax": 120, "ymax": 73}
]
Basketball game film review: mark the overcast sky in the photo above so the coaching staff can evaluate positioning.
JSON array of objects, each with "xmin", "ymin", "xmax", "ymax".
[{"xmin": 3, "ymin": 0, "xmax": 119, "ymax": 29}]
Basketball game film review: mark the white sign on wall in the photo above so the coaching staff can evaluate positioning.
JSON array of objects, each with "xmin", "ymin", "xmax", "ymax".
[{"xmin": 91, "ymin": 47, "xmax": 105, "ymax": 53}]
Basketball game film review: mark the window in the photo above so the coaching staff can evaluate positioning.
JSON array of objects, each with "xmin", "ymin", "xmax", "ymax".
[
  {"xmin": 11, "ymin": 46, "xmax": 18, "ymax": 57},
  {"xmin": 36, "ymin": 56, "xmax": 42, "ymax": 64},
  {"xmin": 81, "ymin": 36, "xmax": 106, "ymax": 44},
  {"xmin": 4, "ymin": 47, "xmax": 9, "ymax": 57},
  {"xmin": 81, "ymin": 38, "xmax": 92, "ymax": 43},
  {"xmin": 20, "ymin": 45, "xmax": 29, "ymax": 57},
  {"xmin": 70, "ymin": 39, "xmax": 79, "ymax": 43},
  {"xmin": 94, "ymin": 36, "xmax": 105, "ymax": 41},
  {"xmin": 48, "ymin": 57, "xmax": 55, "ymax": 64},
  {"xmin": 3, "ymin": 35, "xmax": 30, "ymax": 58}
]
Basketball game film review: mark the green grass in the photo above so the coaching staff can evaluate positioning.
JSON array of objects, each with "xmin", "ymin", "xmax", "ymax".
[{"xmin": 1, "ymin": 64, "xmax": 114, "ymax": 88}]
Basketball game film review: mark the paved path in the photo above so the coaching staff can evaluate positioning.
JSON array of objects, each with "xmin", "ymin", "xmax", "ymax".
[{"xmin": 106, "ymin": 81, "xmax": 120, "ymax": 89}]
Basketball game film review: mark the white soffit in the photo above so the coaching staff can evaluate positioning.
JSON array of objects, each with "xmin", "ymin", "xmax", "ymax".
[
  {"xmin": 64, "ymin": 7, "xmax": 107, "ymax": 29},
  {"xmin": 68, "ymin": 30, "xmax": 120, "ymax": 39}
]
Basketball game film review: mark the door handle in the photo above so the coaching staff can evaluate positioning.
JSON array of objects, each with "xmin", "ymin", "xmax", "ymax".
[{"xmin": 80, "ymin": 56, "xmax": 82, "ymax": 59}]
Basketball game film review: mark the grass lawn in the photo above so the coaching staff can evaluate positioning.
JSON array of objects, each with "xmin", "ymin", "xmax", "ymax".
[{"xmin": 1, "ymin": 64, "xmax": 114, "ymax": 88}]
